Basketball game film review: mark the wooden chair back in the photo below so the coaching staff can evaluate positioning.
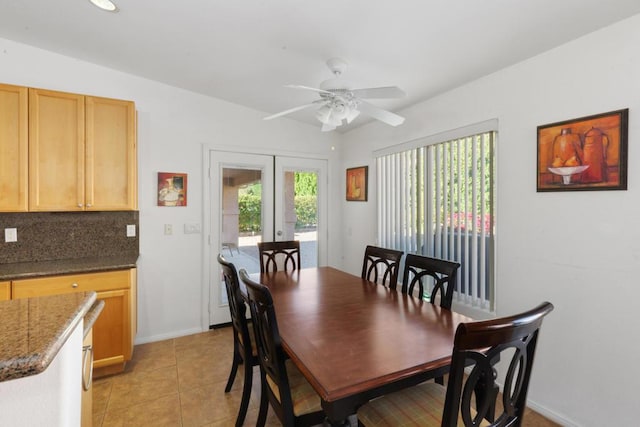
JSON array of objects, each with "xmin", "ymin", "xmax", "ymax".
[
  {"xmin": 239, "ymin": 269, "xmax": 296, "ymax": 424},
  {"xmin": 401, "ymin": 254, "xmax": 461, "ymax": 309},
  {"xmin": 442, "ymin": 302, "xmax": 554, "ymax": 426},
  {"xmin": 361, "ymin": 245, "xmax": 403, "ymax": 289},
  {"xmin": 217, "ymin": 254, "xmax": 253, "ymax": 358},
  {"xmin": 257, "ymin": 240, "xmax": 301, "ymax": 273},
  {"xmin": 217, "ymin": 254, "xmax": 258, "ymax": 425}
]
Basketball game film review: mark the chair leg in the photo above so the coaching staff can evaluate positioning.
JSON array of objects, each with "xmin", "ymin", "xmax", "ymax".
[
  {"xmin": 256, "ymin": 379, "xmax": 269, "ymax": 427},
  {"xmin": 225, "ymin": 348, "xmax": 241, "ymax": 393},
  {"xmin": 234, "ymin": 361, "xmax": 253, "ymax": 427}
]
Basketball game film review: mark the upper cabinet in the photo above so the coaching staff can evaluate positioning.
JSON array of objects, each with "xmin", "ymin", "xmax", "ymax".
[
  {"xmin": 29, "ymin": 89, "xmax": 86, "ymax": 211},
  {"xmin": 29, "ymin": 88, "xmax": 137, "ymax": 211},
  {"xmin": 0, "ymin": 84, "xmax": 28, "ymax": 212},
  {"xmin": 85, "ymin": 96, "xmax": 137, "ymax": 210}
]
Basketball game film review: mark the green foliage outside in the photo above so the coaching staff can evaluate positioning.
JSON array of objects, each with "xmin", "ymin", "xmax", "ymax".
[
  {"xmin": 294, "ymin": 196, "xmax": 317, "ymax": 229},
  {"xmin": 237, "ymin": 172, "xmax": 318, "ymax": 232}
]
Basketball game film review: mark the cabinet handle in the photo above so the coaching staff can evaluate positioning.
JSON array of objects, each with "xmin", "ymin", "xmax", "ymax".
[
  {"xmin": 82, "ymin": 344, "xmax": 93, "ymax": 391},
  {"xmin": 78, "ymin": 204, "xmax": 83, "ymax": 208},
  {"xmin": 71, "ymin": 283, "xmax": 79, "ymax": 288},
  {"xmin": 86, "ymin": 203, "xmax": 92, "ymax": 207}
]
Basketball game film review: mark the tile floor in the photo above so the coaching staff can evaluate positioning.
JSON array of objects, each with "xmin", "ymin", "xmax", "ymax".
[{"xmin": 92, "ymin": 328, "xmax": 561, "ymax": 426}]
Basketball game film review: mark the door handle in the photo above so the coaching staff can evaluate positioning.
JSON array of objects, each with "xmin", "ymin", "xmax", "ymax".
[{"xmin": 276, "ymin": 230, "xmax": 283, "ymax": 237}]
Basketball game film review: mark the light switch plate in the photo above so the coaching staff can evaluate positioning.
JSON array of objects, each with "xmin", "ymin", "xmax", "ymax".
[
  {"xmin": 164, "ymin": 224, "xmax": 173, "ymax": 235},
  {"xmin": 4, "ymin": 228, "xmax": 17, "ymax": 243},
  {"xmin": 126, "ymin": 224, "xmax": 136, "ymax": 237}
]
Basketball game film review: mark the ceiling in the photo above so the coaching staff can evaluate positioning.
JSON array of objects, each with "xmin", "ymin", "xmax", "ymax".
[{"xmin": 1, "ymin": 0, "xmax": 639, "ymax": 132}]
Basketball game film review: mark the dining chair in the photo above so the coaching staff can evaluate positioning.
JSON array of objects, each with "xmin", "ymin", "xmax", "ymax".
[
  {"xmin": 217, "ymin": 254, "xmax": 259, "ymax": 427},
  {"xmin": 401, "ymin": 254, "xmax": 461, "ymax": 309},
  {"xmin": 357, "ymin": 301, "xmax": 554, "ymax": 427},
  {"xmin": 361, "ymin": 245, "xmax": 403, "ymax": 289},
  {"xmin": 258, "ymin": 240, "xmax": 301, "ymax": 273},
  {"xmin": 239, "ymin": 269, "xmax": 326, "ymax": 427}
]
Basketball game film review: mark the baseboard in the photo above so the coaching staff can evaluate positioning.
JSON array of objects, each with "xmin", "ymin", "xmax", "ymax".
[
  {"xmin": 210, "ymin": 322, "xmax": 232, "ymax": 329},
  {"xmin": 526, "ymin": 398, "xmax": 581, "ymax": 427},
  {"xmin": 134, "ymin": 327, "xmax": 205, "ymax": 345}
]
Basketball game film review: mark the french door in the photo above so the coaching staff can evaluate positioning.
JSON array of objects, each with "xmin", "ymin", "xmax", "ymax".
[{"xmin": 207, "ymin": 151, "xmax": 327, "ymax": 326}]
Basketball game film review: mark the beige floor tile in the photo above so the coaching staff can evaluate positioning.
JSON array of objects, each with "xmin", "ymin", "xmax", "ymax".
[
  {"xmin": 133, "ymin": 339, "xmax": 175, "ymax": 357},
  {"xmin": 93, "ymin": 410, "xmax": 106, "ymax": 427},
  {"xmin": 107, "ymin": 365, "xmax": 179, "ymax": 412},
  {"xmin": 102, "ymin": 392, "xmax": 182, "ymax": 427},
  {"xmin": 176, "ymin": 350, "xmax": 234, "ymax": 391},
  {"xmin": 92, "ymin": 376, "xmax": 114, "ymax": 416},
  {"xmin": 180, "ymin": 379, "xmax": 246, "ymax": 427},
  {"xmin": 175, "ymin": 329, "xmax": 226, "ymax": 350}
]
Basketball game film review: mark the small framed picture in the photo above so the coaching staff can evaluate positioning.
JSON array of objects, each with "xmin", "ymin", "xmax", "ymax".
[
  {"xmin": 537, "ymin": 109, "xmax": 628, "ymax": 192},
  {"xmin": 346, "ymin": 166, "xmax": 368, "ymax": 201},
  {"xmin": 157, "ymin": 172, "xmax": 188, "ymax": 206}
]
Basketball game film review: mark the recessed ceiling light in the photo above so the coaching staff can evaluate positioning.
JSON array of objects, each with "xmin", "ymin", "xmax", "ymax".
[{"xmin": 89, "ymin": 0, "xmax": 119, "ymax": 12}]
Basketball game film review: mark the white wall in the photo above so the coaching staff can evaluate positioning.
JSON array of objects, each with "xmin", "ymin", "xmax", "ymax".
[
  {"xmin": 0, "ymin": 37, "xmax": 342, "ymax": 343},
  {"xmin": 340, "ymin": 14, "xmax": 640, "ymax": 427}
]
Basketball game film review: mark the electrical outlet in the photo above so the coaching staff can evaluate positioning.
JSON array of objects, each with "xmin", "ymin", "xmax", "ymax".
[
  {"xmin": 184, "ymin": 223, "xmax": 201, "ymax": 234},
  {"xmin": 164, "ymin": 224, "xmax": 173, "ymax": 235},
  {"xmin": 126, "ymin": 224, "xmax": 136, "ymax": 237},
  {"xmin": 4, "ymin": 228, "xmax": 17, "ymax": 243}
]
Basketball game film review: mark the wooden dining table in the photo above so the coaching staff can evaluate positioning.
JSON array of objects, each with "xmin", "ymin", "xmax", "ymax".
[{"xmin": 254, "ymin": 266, "xmax": 473, "ymax": 425}]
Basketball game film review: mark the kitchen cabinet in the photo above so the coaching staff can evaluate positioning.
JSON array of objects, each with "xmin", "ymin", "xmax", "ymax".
[
  {"xmin": 0, "ymin": 83, "xmax": 28, "ymax": 212},
  {"xmin": 29, "ymin": 88, "xmax": 137, "ymax": 211},
  {"xmin": 0, "ymin": 281, "xmax": 10, "ymax": 300},
  {"xmin": 12, "ymin": 268, "xmax": 137, "ymax": 376},
  {"xmin": 85, "ymin": 95, "xmax": 137, "ymax": 210}
]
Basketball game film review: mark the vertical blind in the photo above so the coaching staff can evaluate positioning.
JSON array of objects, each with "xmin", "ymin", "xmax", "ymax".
[{"xmin": 377, "ymin": 131, "xmax": 496, "ymax": 310}]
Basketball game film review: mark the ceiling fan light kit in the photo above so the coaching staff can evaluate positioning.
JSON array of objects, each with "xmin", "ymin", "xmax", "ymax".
[{"xmin": 264, "ymin": 58, "xmax": 406, "ymax": 131}]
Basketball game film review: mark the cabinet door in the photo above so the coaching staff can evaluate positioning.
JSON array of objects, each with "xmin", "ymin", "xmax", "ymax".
[
  {"xmin": 86, "ymin": 96, "xmax": 137, "ymax": 210},
  {"xmin": 0, "ymin": 281, "xmax": 10, "ymax": 300},
  {"xmin": 93, "ymin": 289, "xmax": 132, "ymax": 369},
  {"xmin": 0, "ymin": 84, "xmax": 28, "ymax": 212},
  {"xmin": 29, "ymin": 88, "xmax": 85, "ymax": 211}
]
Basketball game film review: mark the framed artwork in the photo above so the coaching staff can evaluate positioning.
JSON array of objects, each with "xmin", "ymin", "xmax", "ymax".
[
  {"xmin": 157, "ymin": 172, "xmax": 188, "ymax": 206},
  {"xmin": 346, "ymin": 166, "xmax": 368, "ymax": 201},
  {"xmin": 537, "ymin": 109, "xmax": 628, "ymax": 192}
]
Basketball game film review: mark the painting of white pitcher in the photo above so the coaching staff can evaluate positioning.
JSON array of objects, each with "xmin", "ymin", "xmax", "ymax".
[{"xmin": 537, "ymin": 109, "xmax": 628, "ymax": 192}]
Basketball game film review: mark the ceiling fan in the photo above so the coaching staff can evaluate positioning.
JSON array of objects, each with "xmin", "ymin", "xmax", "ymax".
[{"xmin": 264, "ymin": 58, "xmax": 406, "ymax": 132}]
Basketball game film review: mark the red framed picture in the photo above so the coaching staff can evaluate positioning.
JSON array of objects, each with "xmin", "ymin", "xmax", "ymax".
[{"xmin": 157, "ymin": 172, "xmax": 187, "ymax": 206}]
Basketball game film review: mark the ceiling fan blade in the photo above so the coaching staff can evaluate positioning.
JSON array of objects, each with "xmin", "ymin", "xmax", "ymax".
[
  {"xmin": 358, "ymin": 101, "xmax": 405, "ymax": 127},
  {"xmin": 285, "ymin": 84, "xmax": 334, "ymax": 95},
  {"xmin": 351, "ymin": 86, "xmax": 406, "ymax": 99},
  {"xmin": 263, "ymin": 102, "xmax": 321, "ymax": 120}
]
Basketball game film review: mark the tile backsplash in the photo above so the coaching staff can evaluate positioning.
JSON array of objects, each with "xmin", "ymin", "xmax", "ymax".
[{"xmin": 0, "ymin": 211, "xmax": 139, "ymax": 263}]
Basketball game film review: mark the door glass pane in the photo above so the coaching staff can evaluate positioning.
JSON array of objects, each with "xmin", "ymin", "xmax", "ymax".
[
  {"xmin": 282, "ymin": 170, "xmax": 318, "ymax": 268},
  {"xmin": 221, "ymin": 168, "xmax": 263, "ymax": 305}
]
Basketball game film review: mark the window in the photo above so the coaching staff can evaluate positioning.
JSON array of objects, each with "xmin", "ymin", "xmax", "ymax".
[{"xmin": 376, "ymin": 129, "xmax": 496, "ymax": 310}]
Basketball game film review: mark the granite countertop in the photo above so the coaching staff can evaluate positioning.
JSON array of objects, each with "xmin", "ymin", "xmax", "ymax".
[
  {"xmin": 84, "ymin": 299, "xmax": 105, "ymax": 338},
  {"xmin": 0, "ymin": 256, "xmax": 138, "ymax": 281},
  {"xmin": 0, "ymin": 292, "xmax": 97, "ymax": 382}
]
